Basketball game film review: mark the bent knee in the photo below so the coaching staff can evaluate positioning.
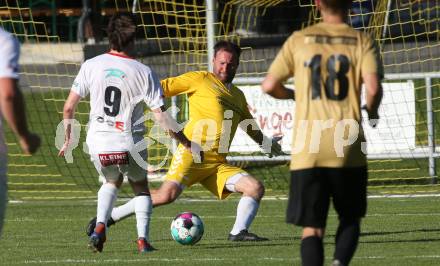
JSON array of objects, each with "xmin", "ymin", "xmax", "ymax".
[
  {"xmin": 254, "ymin": 180, "xmax": 265, "ymax": 198},
  {"xmin": 241, "ymin": 177, "xmax": 265, "ymax": 199},
  {"xmin": 107, "ymin": 176, "xmax": 123, "ymax": 188}
]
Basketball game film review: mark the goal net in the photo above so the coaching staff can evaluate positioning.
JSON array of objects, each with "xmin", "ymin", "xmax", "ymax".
[{"xmin": 1, "ymin": 0, "xmax": 439, "ymax": 200}]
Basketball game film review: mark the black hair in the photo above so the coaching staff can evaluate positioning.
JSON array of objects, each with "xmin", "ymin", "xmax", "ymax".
[
  {"xmin": 320, "ymin": 0, "xmax": 352, "ymax": 12},
  {"xmin": 107, "ymin": 13, "xmax": 136, "ymax": 52}
]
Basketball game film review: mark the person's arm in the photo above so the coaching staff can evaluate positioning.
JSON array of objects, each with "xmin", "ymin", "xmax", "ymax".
[
  {"xmin": 242, "ymin": 120, "xmax": 264, "ymax": 146},
  {"xmin": 360, "ymin": 34, "xmax": 384, "ymax": 128},
  {"xmin": 58, "ymin": 91, "xmax": 81, "ymax": 157},
  {"xmin": 152, "ymin": 106, "xmax": 204, "ymax": 162},
  {"xmin": 362, "ymin": 73, "xmax": 383, "ymax": 127},
  {"xmin": 160, "ymin": 72, "xmax": 199, "ymax": 97},
  {"xmin": 0, "ymin": 78, "xmax": 40, "ymax": 154},
  {"xmin": 262, "ymin": 34, "xmax": 296, "ymax": 100},
  {"xmin": 241, "ymin": 121, "xmax": 284, "ymax": 158},
  {"xmin": 239, "ymin": 105, "xmax": 284, "ymax": 157},
  {"xmin": 145, "ymin": 69, "xmax": 203, "ymax": 161},
  {"xmin": 261, "ymin": 73, "xmax": 295, "ymax": 100}
]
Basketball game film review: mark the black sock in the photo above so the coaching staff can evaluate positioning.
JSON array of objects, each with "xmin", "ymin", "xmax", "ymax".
[
  {"xmin": 334, "ymin": 220, "xmax": 360, "ymax": 265},
  {"xmin": 136, "ymin": 191, "xmax": 151, "ymax": 197},
  {"xmin": 108, "ymin": 217, "xmax": 115, "ymax": 226},
  {"xmin": 301, "ymin": 236, "xmax": 324, "ymax": 266}
]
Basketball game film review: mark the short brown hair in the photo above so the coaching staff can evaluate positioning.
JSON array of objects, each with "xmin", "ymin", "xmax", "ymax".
[
  {"xmin": 214, "ymin": 40, "xmax": 241, "ymax": 59},
  {"xmin": 107, "ymin": 13, "xmax": 136, "ymax": 52},
  {"xmin": 320, "ymin": 0, "xmax": 352, "ymax": 12}
]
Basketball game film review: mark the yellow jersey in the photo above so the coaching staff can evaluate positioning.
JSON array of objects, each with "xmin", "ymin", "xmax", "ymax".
[{"xmin": 161, "ymin": 71, "xmax": 257, "ymax": 161}]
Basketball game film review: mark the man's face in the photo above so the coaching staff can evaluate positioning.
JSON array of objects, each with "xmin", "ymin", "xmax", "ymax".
[{"xmin": 212, "ymin": 49, "xmax": 239, "ymax": 84}]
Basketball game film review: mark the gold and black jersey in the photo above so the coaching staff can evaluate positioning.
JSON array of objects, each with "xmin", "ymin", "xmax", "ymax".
[{"xmin": 268, "ymin": 22, "xmax": 383, "ymax": 170}]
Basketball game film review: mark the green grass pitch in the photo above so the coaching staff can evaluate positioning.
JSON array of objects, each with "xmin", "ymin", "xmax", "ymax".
[
  {"xmin": 1, "ymin": 80, "xmax": 439, "ymax": 265},
  {"xmin": 1, "ymin": 196, "xmax": 439, "ymax": 265}
]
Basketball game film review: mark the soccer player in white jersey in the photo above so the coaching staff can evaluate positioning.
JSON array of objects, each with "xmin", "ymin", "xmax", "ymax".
[
  {"xmin": 0, "ymin": 27, "xmax": 40, "ymax": 238},
  {"xmin": 58, "ymin": 13, "xmax": 200, "ymax": 253}
]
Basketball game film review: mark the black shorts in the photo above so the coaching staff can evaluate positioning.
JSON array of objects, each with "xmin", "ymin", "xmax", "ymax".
[{"xmin": 286, "ymin": 167, "xmax": 367, "ymax": 228}]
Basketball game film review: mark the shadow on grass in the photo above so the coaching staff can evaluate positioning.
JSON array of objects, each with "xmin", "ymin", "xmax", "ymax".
[
  {"xmin": 361, "ymin": 228, "xmax": 440, "ymax": 237},
  {"xmin": 152, "ymin": 236, "xmax": 298, "ymax": 249},
  {"xmin": 360, "ymin": 237, "xmax": 440, "ymax": 244},
  {"xmin": 199, "ymin": 241, "xmax": 296, "ymax": 250},
  {"xmin": 359, "ymin": 228, "xmax": 440, "ymax": 244}
]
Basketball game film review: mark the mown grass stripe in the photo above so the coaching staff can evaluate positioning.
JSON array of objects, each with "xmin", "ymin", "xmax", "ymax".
[
  {"xmin": 369, "ymin": 176, "xmax": 432, "ymax": 182},
  {"xmin": 369, "ymin": 168, "xmax": 420, "ymax": 173},
  {"xmin": 18, "ymin": 255, "xmax": 440, "ymax": 264},
  {"xmin": 20, "ymin": 196, "xmax": 96, "ymax": 200},
  {"xmin": 9, "ymin": 190, "xmax": 91, "ymax": 193},
  {"xmin": 8, "ymin": 182, "xmax": 77, "ymax": 186},
  {"xmin": 8, "ymin": 173, "xmax": 62, "ymax": 177},
  {"xmin": 8, "ymin": 164, "xmax": 48, "ymax": 168}
]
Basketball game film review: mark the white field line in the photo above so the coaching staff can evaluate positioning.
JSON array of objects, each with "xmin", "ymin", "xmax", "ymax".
[
  {"xmin": 7, "ymin": 193, "xmax": 440, "ymax": 204},
  {"xmin": 368, "ymin": 193, "xmax": 440, "ymax": 198},
  {"xmin": 155, "ymin": 193, "xmax": 440, "ymax": 201},
  {"xmin": 22, "ymin": 257, "xmax": 295, "ymax": 264},
  {"xmin": 21, "ymin": 255, "xmax": 440, "ymax": 264},
  {"xmin": 9, "ymin": 200, "xmax": 24, "ymax": 203},
  {"xmin": 355, "ymin": 255, "xmax": 440, "ymax": 259},
  {"xmin": 6, "ymin": 212, "xmax": 440, "ymax": 223}
]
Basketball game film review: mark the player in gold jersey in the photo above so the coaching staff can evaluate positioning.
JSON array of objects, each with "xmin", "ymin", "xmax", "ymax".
[
  {"xmin": 262, "ymin": 0, "xmax": 383, "ymax": 265},
  {"xmin": 87, "ymin": 41, "xmax": 284, "ymax": 241}
]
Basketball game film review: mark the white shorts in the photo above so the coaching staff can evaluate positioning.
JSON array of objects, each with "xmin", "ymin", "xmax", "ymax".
[
  {"xmin": 87, "ymin": 132, "xmax": 148, "ymax": 183},
  {"xmin": 225, "ymin": 172, "xmax": 248, "ymax": 192},
  {"xmin": 90, "ymin": 149, "xmax": 147, "ymax": 183}
]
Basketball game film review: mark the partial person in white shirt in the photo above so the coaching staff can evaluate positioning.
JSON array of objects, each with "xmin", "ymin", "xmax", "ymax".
[
  {"xmin": 0, "ymin": 27, "xmax": 40, "ymax": 238},
  {"xmin": 58, "ymin": 13, "xmax": 202, "ymax": 253}
]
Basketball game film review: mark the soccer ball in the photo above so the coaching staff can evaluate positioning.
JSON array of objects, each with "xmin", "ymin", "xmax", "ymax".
[{"xmin": 170, "ymin": 212, "xmax": 204, "ymax": 245}]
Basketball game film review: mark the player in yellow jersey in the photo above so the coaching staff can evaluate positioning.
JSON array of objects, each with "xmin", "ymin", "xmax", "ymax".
[
  {"xmin": 87, "ymin": 41, "xmax": 284, "ymax": 241},
  {"xmin": 262, "ymin": 0, "xmax": 383, "ymax": 265}
]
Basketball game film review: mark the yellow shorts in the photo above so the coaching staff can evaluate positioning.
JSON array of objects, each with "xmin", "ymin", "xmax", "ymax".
[{"xmin": 165, "ymin": 146, "xmax": 247, "ymax": 199}]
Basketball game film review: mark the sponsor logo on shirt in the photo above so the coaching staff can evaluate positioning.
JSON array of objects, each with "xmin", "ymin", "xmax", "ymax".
[
  {"xmin": 99, "ymin": 152, "xmax": 129, "ymax": 166},
  {"xmin": 96, "ymin": 116, "xmax": 125, "ymax": 131},
  {"xmin": 104, "ymin": 68, "xmax": 127, "ymax": 79}
]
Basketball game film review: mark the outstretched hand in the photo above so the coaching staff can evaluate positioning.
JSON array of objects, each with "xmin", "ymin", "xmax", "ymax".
[{"xmin": 57, "ymin": 139, "xmax": 70, "ymax": 157}]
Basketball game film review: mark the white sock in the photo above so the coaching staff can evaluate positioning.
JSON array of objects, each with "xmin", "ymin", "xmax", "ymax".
[
  {"xmin": 230, "ymin": 196, "xmax": 259, "ymax": 235},
  {"xmin": 111, "ymin": 198, "xmax": 135, "ymax": 222},
  {"xmin": 96, "ymin": 183, "xmax": 118, "ymax": 226},
  {"xmin": 134, "ymin": 195, "xmax": 153, "ymax": 240}
]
